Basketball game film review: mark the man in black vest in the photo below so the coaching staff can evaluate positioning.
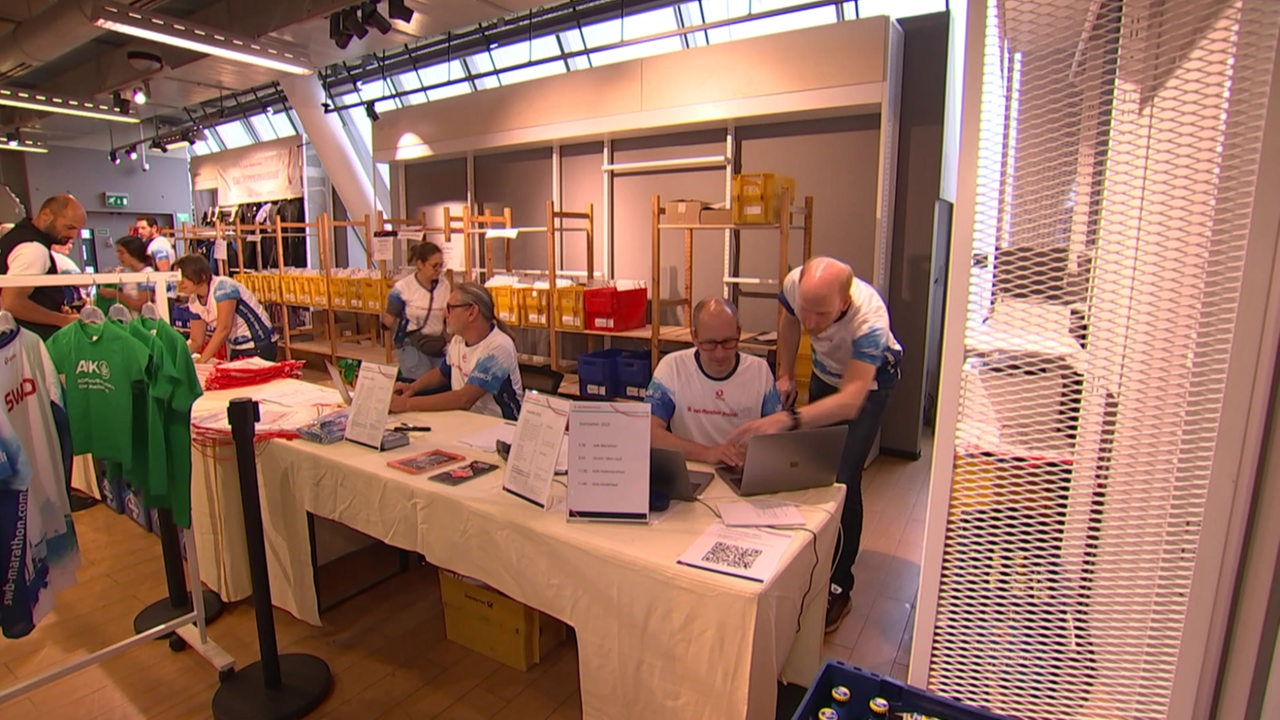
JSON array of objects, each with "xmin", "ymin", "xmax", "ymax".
[{"xmin": 0, "ymin": 194, "xmax": 88, "ymax": 339}]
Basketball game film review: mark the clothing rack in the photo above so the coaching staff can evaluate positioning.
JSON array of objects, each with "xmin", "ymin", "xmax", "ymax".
[{"xmin": 0, "ymin": 271, "xmax": 235, "ymax": 701}]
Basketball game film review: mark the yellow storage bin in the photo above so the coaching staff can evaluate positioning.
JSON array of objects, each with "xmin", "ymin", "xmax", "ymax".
[
  {"xmin": 295, "ymin": 275, "xmax": 313, "ymax": 306},
  {"xmin": 360, "ymin": 277, "xmax": 390, "ymax": 312},
  {"xmin": 519, "ymin": 288, "xmax": 550, "ymax": 328},
  {"xmin": 261, "ymin": 274, "xmax": 281, "ymax": 303},
  {"xmin": 438, "ymin": 570, "xmax": 566, "ymax": 672},
  {"xmin": 306, "ymin": 275, "xmax": 328, "ymax": 308},
  {"xmin": 491, "ymin": 286, "xmax": 521, "ymax": 326},
  {"xmin": 326, "ymin": 276, "xmax": 349, "ymax": 309},
  {"xmin": 281, "ymin": 275, "xmax": 299, "ymax": 304},
  {"xmin": 553, "ymin": 285, "xmax": 585, "ymax": 330},
  {"xmin": 732, "ymin": 173, "xmax": 797, "ymax": 225}
]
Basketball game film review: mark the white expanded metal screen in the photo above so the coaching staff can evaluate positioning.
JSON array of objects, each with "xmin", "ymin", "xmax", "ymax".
[{"xmin": 930, "ymin": 1, "xmax": 1280, "ymax": 718}]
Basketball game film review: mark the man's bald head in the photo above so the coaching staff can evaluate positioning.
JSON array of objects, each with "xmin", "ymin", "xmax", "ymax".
[
  {"xmin": 794, "ymin": 257, "xmax": 854, "ymax": 335},
  {"xmin": 35, "ymin": 194, "xmax": 87, "ymax": 243},
  {"xmin": 692, "ymin": 296, "xmax": 740, "ymax": 331}
]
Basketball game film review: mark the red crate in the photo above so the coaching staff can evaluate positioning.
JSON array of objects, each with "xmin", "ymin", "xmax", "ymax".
[{"xmin": 583, "ymin": 287, "xmax": 647, "ymax": 332}]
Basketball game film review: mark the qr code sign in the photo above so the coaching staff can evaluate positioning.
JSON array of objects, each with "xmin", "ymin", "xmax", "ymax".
[{"xmin": 701, "ymin": 541, "xmax": 762, "ymax": 570}]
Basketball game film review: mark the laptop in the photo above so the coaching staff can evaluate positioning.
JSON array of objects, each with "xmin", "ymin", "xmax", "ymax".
[
  {"xmin": 716, "ymin": 426, "xmax": 849, "ymax": 496},
  {"xmin": 650, "ymin": 448, "xmax": 713, "ymax": 501},
  {"xmin": 325, "ymin": 361, "xmax": 354, "ymax": 405},
  {"xmin": 326, "ymin": 361, "xmax": 409, "ymax": 451}
]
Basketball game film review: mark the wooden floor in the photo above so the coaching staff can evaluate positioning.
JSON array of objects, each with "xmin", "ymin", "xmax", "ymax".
[{"xmin": 0, "ymin": 441, "xmax": 931, "ymax": 720}]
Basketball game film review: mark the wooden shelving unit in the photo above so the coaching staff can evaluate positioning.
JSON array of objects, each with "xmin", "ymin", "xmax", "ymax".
[
  {"xmin": 545, "ymin": 200, "xmax": 595, "ymax": 373},
  {"xmin": 443, "ymin": 206, "xmax": 513, "ymax": 282}
]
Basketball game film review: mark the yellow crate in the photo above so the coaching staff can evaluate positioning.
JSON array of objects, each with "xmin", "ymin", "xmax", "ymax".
[
  {"xmin": 281, "ymin": 275, "xmax": 299, "ymax": 304},
  {"xmin": 439, "ymin": 570, "xmax": 566, "ymax": 672},
  {"xmin": 491, "ymin": 286, "xmax": 521, "ymax": 326},
  {"xmin": 262, "ymin": 274, "xmax": 281, "ymax": 303},
  {"xmin": 553, "ymin": 286, "xmax": 585, "ymax": 330},
  {"xmin": 519, "ymin": 288, "xmax": 550, "ymax": 328},
  {"xmin": 732, "ymin": 173, "xmax": 796, "ymax": 225},
  {"xmin": 326, "ymin": 276, "xmax": 348, "ymax": 309},
  {"xmin": 295, "ymin": 275, "xmax": 313, "ymax": 306},
  {"xmin": 360, "ymin": 277, "xmax": 390, "ymax": 312},
  {"xmin": 305, "ymin": 275, "xmax": 328, "ymax": 308}
]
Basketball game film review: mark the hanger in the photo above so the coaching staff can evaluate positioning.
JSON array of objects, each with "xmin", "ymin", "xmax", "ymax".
[
  {"xmin": 140, "ymin": 302, "xmax": 159, "ymax": 320},
  {"xmin": 108, "ymin": 304, "xmax": 132, "ymax": 323},
  {"xmin": 79, "ymin": 304, "xmax": 106, "ymax": 324}
]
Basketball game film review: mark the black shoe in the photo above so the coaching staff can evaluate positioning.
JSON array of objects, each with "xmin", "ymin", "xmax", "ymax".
[{"xmin": 825, "ymin": 586, "xmax": 851, "ymax": 633}]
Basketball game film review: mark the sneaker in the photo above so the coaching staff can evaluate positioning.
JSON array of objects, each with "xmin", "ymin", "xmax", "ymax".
[{"xmin": 825, "ymin": 585, "xmax": 852, "ymax": 633}]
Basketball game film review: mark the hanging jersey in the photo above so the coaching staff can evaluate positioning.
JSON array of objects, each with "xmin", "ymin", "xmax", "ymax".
[
  {"xmin": 187, "ymin": 276, "xmax": 277, "ymax": 351},
  {"xmin": 779, "ymin": 268, "xmax": 903, "ymax": 390},
  {"xmin": 52, "ymin": 252, "xmax": 85, "ymax": 306},
  {"xmin": 386, "ymin": 274, "xmax": 450, "ymax": 346},
  {"xmin": 131, "ymin": 317, "xmax": 202, "ymax": 528},
  {"xmin": 0, "ymin": 327, "xmax": 79, "ymax": 638},
  {"xmin": 440, "ymin": 328, "xmax": 523, "ymax": 420},
  {"xmin": 645, "ymin": 349, "xmax": 782, "ymax": 447}
]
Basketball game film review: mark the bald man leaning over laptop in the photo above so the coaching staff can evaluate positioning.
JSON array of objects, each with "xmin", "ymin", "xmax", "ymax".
[
  {"xmin": 644, "ymin": 297, "xmax": 783, "ymax": 468},
  {"xmin": 729, "ymin": 256, "xmax": 902, "ymax": 634}
]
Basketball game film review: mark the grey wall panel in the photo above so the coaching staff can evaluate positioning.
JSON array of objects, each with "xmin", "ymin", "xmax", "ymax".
[
  {"xmin": 474, "ymin": 147, "xmax": 553, "ymax": 272},
  {"xmin": 612, "ymin": 129, "xmax": 726, "ymax": 327},
  {"xmin": 560, "ymin": 141, "xmax": 604, "ymax": 276},
  {"xmin": 737, "ymin": 115, "xmax": 882, "ymax": 331},
  {"xmin": 403, "ymin": 157, "xmax": 467, "ymax": 271}
]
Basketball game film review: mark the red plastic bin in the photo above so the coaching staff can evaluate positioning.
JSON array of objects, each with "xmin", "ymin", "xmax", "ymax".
[{"xmin": 584, "ymin": 287, "xmax": 647, "ymax": 332}]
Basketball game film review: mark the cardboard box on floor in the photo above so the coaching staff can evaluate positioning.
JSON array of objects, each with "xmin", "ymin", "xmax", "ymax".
[{"xmin": 438, "ymin": 569, "xmax": 567, "ymax": 671}]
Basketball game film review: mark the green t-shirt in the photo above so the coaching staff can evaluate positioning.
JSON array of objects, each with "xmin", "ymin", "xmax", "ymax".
[
  {"xmin": 46, "ymin": 321, "xmax": 152, "ymax": 480},
  {"xmin": 120, "ymin": 319, "xmax": 173, "ymax": 512},
  {"xmin": 133, "ymin": 317, "xmax": 203, "ymax": 527}
]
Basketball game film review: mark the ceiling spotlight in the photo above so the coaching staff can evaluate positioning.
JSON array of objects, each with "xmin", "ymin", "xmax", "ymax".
[
  {"xmin": 126, "ymin": 145, "xmax": 137, "ymax": 160},
  {"xmin": 362, "ymin": 2, "xmax": 392, "ymax": 35},
  {"xmin": 388, "ymin": 0, "xmax": 414, "ymax": 23},
  {"xmin": 131, "ymin": 85, "xmax": 147, "ymax": 105},
  {"xmin": 342, "ymin": 8, "xmax": 368, "ymax": 40},
  {"xmin": 109, "ymin": 150, "xmax": 120, "ymax": 164},
  {"xmin": 365, "ymin": 102, "xmax": 379, "ymax": 122},
  {"xmin": 329, "ymin": 12, "xmax": 354, "ymax": 50},
  {"xmin": 112, "ymin": 91, "xmax": 131, "ymax": 116},
  {"xmin": 150, "ymin": 138, "xmax": 166, "ymax": 152},
  {"xmin": 4, "ymin": 133, "xmax": 17, "ymax": 147}
]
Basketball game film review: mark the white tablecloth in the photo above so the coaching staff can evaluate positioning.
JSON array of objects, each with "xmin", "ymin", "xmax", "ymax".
[{"xmin": 188, "ymin": 381, "xmax": 843, "ymax": 719}]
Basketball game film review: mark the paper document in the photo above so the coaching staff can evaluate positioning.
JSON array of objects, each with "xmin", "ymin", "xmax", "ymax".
[
  {"xmin": 502, "ymin": 392, "xmax": 570, "ymax": 508},
  {"xmin": 213, "ymin": 237, "xmax": 228, "ymax": 261},
  {"xmin": 373, "ymin": 231, "xmax": 394, "ymax": 261},
  {"xmin": 566, "ymin": 402, "xmax": 650, "ymax": 522},
  {"xmin": 717, "ymin": 500, "xmax": 806, "ymax": 527},
  {"xmin": 252, "ymin": 381, "xmax": 343, "ymax": 409},
  {"xmin": 485, "ymin": 228, "xmax": 519, "ymax": 240},
  {"xmin": 459, "ymin": 423, "xmax": 568, "ymax": 473},
  {"xmin": 676, "ymin": 525, "xmax": 793, "ymax": 583},
  {"xmin": 344, "ymin": 362, "xmax": 397, "ymax": 449}
]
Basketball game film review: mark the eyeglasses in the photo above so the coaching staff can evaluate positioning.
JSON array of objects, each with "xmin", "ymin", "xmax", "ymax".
[
  {"xmin": 695, "ymin": 338, "xmax": 740, "ymax": 351},
  {"xmin": 445, "ymin": 302, "xmax": 473, "ymax": 312}
]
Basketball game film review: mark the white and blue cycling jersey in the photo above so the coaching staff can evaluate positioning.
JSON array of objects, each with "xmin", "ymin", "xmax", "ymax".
[
  {"xmin": 645, "ymin": 348, "xmax": 781, "ymax": 448},
  {"xmin": 440, "ymin": 328, "xmax": 524, "ymax": 421},
  {"xmin": 187, "ymin": 276, "xmax": 278, "ymax": 351}
]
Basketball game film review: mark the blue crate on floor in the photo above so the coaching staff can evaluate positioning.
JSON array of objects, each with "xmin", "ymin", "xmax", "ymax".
[
  {"xmin": 96, "ymin": 472, "xmax": 125, "ymax": 514},
  {"xmin": 122, "ymin": 485, "xmax": 152, "ymax": 533},
  {"xmin": 791, "ymin": 661, "xmax": 1018, "ymax": 720},
  {"xmin": 616, "ymin": 350, "xmax": 651, "ymax": 400},
  {"xmin": 577, "ymin": 349, "xmax": 624, "ymax": 399}
]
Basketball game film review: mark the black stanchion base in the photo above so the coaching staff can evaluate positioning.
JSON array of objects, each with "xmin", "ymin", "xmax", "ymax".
[
  {"xmin": 212, "ymin": 654, "xmax": 332, "ymax": 720},
  {"xmin": 133, "ymin": 589, "xmax": 226, "ymax": 635}
]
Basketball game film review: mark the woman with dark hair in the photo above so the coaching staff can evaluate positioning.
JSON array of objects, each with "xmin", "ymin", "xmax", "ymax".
[
  {"xmin": 174, "ymin": 253, "xmax": 277, "ymax": 362},
  {"xmin": 98, "ymin": 235, "xmax": 155, "ymax": 314},
  {"xmin": 389, "ymin": 282, "xmax": 524, "ymax": 420},
  {"xmin": 382, "ymin": 241, "xmax": 451, "ymax": 380}
]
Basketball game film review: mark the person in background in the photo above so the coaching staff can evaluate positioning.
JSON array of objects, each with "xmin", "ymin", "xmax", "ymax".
[
  {"xmin": 728, "ymin": 256, "xmax": 902, "ymax": 633},
  {"xmin": 135, "ymin": 216, "xmax": 174, "ymax": 272},
  {"xmin": 175, "ymin": 253, "xmax": 277, "ymax": 362},
  {"xmin": 0, "ymin": 194, "xmax": 87, "ymax": 339},
  {"xmin": 381, "ymin": 242, "xmax": 451, "ymax": 381},
  {"xmin": 97, "ymin": 236, "xmax": 155, "ymax": 315},
  {"xmin": 389, "ymin": 282, "xmax": 523, "ymax": 420},
  {"xmin": 645, "ymin": 298, "xmax": 780, "ymax": 466}
]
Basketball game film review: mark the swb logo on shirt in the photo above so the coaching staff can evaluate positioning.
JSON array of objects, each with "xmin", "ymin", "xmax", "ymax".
[
  {"xmin": 75, "ymin": 359, "xmax": 111, "ymax": 380},
  {"xmin": 4, "ymin": 378, "xmax": 35, "ymax": 412}
]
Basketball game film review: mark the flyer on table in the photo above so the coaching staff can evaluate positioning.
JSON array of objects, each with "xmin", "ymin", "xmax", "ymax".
[{"xmin": 566, "ymin": 401, "xmax": 650, "ymax": 522}]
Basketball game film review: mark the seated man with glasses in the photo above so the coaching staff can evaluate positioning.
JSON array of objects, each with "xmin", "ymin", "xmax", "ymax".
[
  {"xmin": 390, "ymin": 282, "xmax": 524, "ymax": 420},
  {"xmin": 644, "ymin": 297, "xmax": 782, "ymax": 466}
]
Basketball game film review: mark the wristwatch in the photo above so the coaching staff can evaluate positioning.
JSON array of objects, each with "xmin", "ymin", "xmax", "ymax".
[{"xmin": 785, "ymin": 407, "xmax": 801, "ymax": 431}]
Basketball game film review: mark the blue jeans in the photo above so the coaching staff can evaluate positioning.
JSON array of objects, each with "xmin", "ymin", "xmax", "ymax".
[
  {"xmin": 809, "ymin": 374, "xmax": 893, "ymax": 593},
  {"xmin": 396, "ymin": 346, "xmax": 447, "ymax": 395}
]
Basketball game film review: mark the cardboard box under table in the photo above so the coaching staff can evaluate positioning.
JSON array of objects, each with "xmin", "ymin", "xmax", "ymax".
[
  {"xmin": 184, "ymin": 390, "xmax": 844, "ymax": 720},
  {"xmin": 439, "ymin": 570, "xmax": 566, "ymax": 671}
]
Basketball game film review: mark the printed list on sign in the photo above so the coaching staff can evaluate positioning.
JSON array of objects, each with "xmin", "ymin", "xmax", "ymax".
[{"xmin": 565, "ymin": 402, "xmax": 651, "ymax": 522}]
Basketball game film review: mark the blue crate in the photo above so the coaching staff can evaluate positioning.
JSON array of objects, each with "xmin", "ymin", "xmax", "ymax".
[
  {"xmin": 577, "ymin": 349, "xmax": 624, "ymax": 399},
  {"xmin": 122, "ymin": 485, "xmax": 152, "ymax": 533},
  {"xmin": 616, "ymin": 350, "xmax": 651, "ymax": 400},
  {"xmin": 96, "ymin": 472, "xmax": 125, "ymax": 514},
  {"xmin": 791, "ymin": 661, "xmax": 1018, "ymax": 720}
]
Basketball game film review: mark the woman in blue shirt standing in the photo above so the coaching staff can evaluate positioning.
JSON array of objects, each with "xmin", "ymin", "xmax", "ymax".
[{"xmin": 382, "ymin": 242, "xmax": 451, "ymax": 381}]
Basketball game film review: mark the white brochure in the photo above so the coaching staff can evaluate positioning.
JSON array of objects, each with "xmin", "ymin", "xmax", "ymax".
[
  {"xmin": 502, "ymin": 391, "xmax": 570, "ymax": 508},
  {"xmin": 565, "ymin": 401, "xmax": 651, "ymax": 522},
  {"xmin": 373, "ymin": 231, "xmax": 395, "ymax": 261},
  {"xmin": 343, "ymin": 361, "xmax": 398, "ymax": 449}
]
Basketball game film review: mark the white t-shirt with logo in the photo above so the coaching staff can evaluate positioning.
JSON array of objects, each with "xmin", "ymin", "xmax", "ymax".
[
  {"xmin": 187, "ymin": 276, "xmax": 277, "ymax": 351},
  {"xmin": 440, "ymin": 327, "xmax": 523, "ymax": 420},
  {"xmin": 645, "ymin": 348, "xmax": 782, "ymax": 448},
  {"xmin": 145, "ymin": 236, "xmax": 175, "ymax": 266},
  {"xmin": 386, "ymin": 274, "xmax": 450, "ymax": 346},
  {"xmin": 779, "ymin": 267, "xmax": 903, "ymax": 390}
]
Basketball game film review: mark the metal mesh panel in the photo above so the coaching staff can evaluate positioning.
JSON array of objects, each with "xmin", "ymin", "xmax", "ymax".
[{"xmin": 931, "ymin": 1, "xmax": 1280, "ymax": 718}]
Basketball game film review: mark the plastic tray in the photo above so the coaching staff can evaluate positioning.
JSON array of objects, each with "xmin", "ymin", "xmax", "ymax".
[{"xmin": 791, "ymin": 661, "xmax": 1018, "ymax": 720}]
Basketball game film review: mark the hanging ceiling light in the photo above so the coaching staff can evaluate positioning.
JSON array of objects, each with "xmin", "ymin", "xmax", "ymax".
[
  {"xmin": 126, "ymin": 145, "xmax": 137, "ymax": 160},
  {"xmin": 131, "ymin": 83, "xmax": 148, "ymax": 105},
  {"xmin": 94, "ymin": 2, "xmax": 313, "ymax": 75},
  {"xmin": 329, "ymin": 13, "xmax": 354, "ymax": 50},
  {"xmin": 0, "ymin": 87, "xmax": 138, "ymax": 123},
  {"xmin": 387, "ymin": 0, "xmax": 414, "ymax": 23},
  {"xmin": 362, "ymin": 2, "xmax": 392, "ymax": 35},
  {"xmin": 365, "ymin": 101, "xmax": 379, "ymax": 122},
  {"xmin": 109, "ymin": 149, "xmax": 120, "ymax": 164}
]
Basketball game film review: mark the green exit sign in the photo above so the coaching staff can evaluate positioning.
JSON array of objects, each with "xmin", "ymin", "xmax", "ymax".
[{"xmin": 104, "ymin": 192, "xmax": 129, "ymax": 208}]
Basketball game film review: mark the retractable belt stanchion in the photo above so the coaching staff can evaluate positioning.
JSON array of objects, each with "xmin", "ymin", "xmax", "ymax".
[
  {"xmin": 133, "ymin": 508, "xmax": 225, "ymax": 640},
  {"xmin": 212, "ymin": 398, "xmax": 331, "ymax": 720}
]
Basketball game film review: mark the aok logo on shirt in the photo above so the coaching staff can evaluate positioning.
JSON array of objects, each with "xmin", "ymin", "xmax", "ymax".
[
  {"xmin": 4, "ymin": 378, "xmax": 36, "ymax": 412},
  {"xmin": 75, "ymin": 359, "xmax": 111, "ymax": 380}
]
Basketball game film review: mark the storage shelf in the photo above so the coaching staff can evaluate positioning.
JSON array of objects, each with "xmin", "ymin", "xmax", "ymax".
[{"xmin": 288, "ymin": 339, "xmax": 388, "ymax": 364}]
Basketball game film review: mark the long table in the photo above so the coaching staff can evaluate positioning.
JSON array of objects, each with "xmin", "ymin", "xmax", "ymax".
[{"xmin": 188, "ymin": 381, "xmax": 843, "ymax": 719}]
